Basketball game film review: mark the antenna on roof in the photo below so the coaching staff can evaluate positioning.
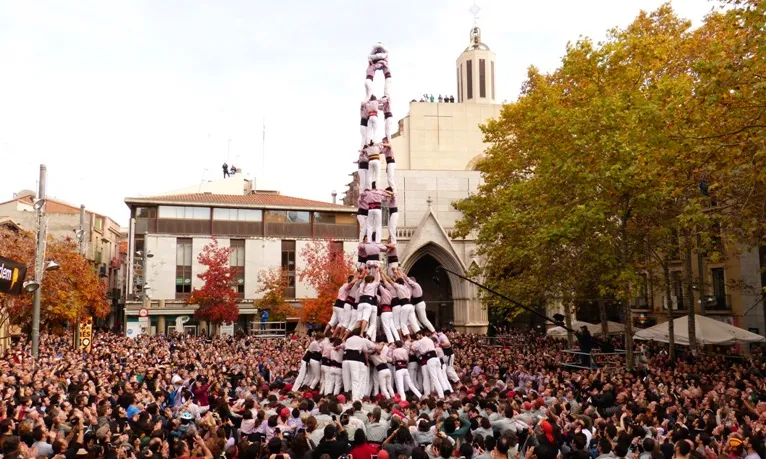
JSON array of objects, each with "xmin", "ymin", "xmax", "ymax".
[
  {"xmin": 262, "ymin": 117, "xmax": 266, "ymax": 187},
  {"xmin": 198, "ymin": 168, "xmax": 208, "ymax": 192}
]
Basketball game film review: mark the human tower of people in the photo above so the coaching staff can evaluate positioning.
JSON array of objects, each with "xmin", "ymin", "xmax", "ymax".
[{"xmin": 292, "ymin": 43, "xmax": 460, "ymax": 403}]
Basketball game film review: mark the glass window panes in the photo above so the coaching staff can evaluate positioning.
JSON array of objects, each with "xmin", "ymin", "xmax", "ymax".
[
  {"xmin": 159, "ymin": 206, "xmax": 210, "ymax": 220},
  {"xmin": 264, "ymin": 210, "xmax": 287, "ymax": 223},
  {"xmin": 176, "ymin": 239, "xmax": 192, "ymax": 266},
  {"xmin": 314, "ymin": 212, "xmax": 336, "ymax": 224},
  {"xmin": 214, "ymin": 208, "xmax": 262, "ymax": 221},
  {"xmin": 229, "ymin": 242, "xmax": 245, "ymax": 267},
  {"xmin": 286, "ymin": 211, "xmax": 310, "ymax": 223}
]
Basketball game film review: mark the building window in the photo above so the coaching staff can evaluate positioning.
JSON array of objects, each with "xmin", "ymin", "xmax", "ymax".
[
  {"xmin": 159, "ymin": 206, "xmax": 210, "ymax": 220},
  {"xmin": 459, "ymin": 64, "xmax": 463, "ymax": 102},
  {"xmin": 479, "ymin": 59, "xmax": 486, "ymax": 98},
  {"xmin": 491, "ymin": 61, "xmax": 495, "ymax": 100},
  {"xmin": 671, "ymin": 270, "xmax": 685, "ymax": 310},
  {"xmin": 213, "ymin": 208, "xmax": 262, "ymax": 221},
  {"xmin": 281, "ymin": 240, "xmax": 296, "ymax": 299},
  {"xmin": 230, "ymin": 239, "xmax": 245, "ymax": 297},
  {"xmin": 176, "ymin": 238, "xmax": 193, "ymax": 297},
  {"xmin": 135, "ymin": 207, "xmax": 157, "ymax": 234},
  {"xmin": 94, "ymin": 216, "xmax": 104, "ymax": 233},
  {"xmin": 711, "ymin": 267, "xmax": 727, "ymax": 309},
  {"xmin": 265, "ymin": 211, "xmax": 311, "ymax": 238},
  {"xmin": 466, "ymin": 60, "xmax": 473, "ymax": 99},
  {"xmin": 313, "ymin": 212, "xmax": 357, "ymax": 239},
  {"xmin": 157, "ymin": 206, "xmax": 210, "ymax": 235},
  {"xmin": 456, "ymin": 67, "xmax": 460, "ymax": 103}
]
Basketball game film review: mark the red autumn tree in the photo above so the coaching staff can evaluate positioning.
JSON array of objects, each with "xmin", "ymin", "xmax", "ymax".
[
  {"xmin": 0, "ymin": 227, "xmax": 110, "ymax": 328},
  {"xmin": 255, "ymin": 267, "xmax": 295, "ymax": 321},
  {"xmin": 298, "ymin": 238, "xmax": 354, "ymax": 324},
  {"xmin": 187, "ymin": 239, "xmax": 239, "ymax": 324}
]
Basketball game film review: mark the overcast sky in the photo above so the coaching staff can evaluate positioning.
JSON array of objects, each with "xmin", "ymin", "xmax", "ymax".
[{"xmin": 0, "ymin": 0, "xmax": 716, "ymax": 226}]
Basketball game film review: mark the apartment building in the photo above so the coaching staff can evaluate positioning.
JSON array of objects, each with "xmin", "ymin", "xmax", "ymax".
[
  {"xmin": 123, "ymin": 175, "xmax": 358, "ymax": 336},
  {"xmin": 0, "ymin": 190, "xmax": 125, "ymax": 327}
]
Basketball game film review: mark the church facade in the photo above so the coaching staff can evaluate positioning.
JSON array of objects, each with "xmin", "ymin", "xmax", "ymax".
[{"xmin": 345, "ymin": 27, "xmax": 502, "ymax": 333}]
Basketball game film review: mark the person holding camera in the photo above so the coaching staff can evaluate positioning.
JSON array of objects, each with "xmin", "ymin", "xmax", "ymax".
[{"xmin": 311, "ymin": 423, "xmax": 348, "ymax": 459}]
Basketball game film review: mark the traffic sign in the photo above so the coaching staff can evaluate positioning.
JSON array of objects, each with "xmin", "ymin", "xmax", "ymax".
[{"xmin": 139, "ymin": 308, "xmax": 149, "ymax": 317}]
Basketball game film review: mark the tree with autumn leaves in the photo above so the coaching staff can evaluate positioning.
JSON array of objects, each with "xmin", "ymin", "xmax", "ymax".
[
  {"xmin": 298, "ymin": 239, "xmax": 355, "ymax": 324},
  {"xmin": 254, "ymin": 268, "xmax": 295, "ymax": 321},
  {"xmin": 187, "ymin": 239, "xmax": 240, "ymax": 324},
  {"xmin": 0, "ymin": 227, "xmax": 110, "ymax": 330},
  {"xmin": 455, "ymin": 0, "xmax": 765, "ymax": 362}
]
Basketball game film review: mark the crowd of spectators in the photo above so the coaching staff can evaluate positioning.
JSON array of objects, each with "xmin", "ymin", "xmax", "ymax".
[
  {"xmin": 0, "ymin": 329, "xmax": 764, "ymax": 459},
  {"xmin": 411, "ymin": 95, "xmax": 456, "ymax": 103}
]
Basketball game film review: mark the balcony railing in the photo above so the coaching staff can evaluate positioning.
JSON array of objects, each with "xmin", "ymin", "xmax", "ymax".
[
  {"xmin": 265, "ymin": 222, "xmax": 311, "ymax": 238},
  {"xmin": 314, "ymin": 223, "xmax": 358, "ymax": 240},
  {"xmin": 704, "ymin": 295, "xmax": 731, "ymax": 311}
]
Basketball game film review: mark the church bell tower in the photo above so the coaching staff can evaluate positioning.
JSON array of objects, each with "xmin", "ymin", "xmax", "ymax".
[{"xmin": 455, "ymin": 11, "xmax": 497, "ymax": 104}]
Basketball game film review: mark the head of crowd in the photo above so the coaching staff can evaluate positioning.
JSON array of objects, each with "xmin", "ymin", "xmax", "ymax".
[{"xmin": 1, "ymin": 327, "xmax": 765, "ymax": 459}]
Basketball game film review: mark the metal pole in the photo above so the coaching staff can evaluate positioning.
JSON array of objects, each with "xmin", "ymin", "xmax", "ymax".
[
  {"xmin": 697, "ymin": 233, "xmax": 706, "ymax": 315},
  {"xmin": 31, "ymin": 165, "xmax": 47, "ymax": 360},
  {"xmin": 142, "ymin": 231, "xmax": 148, "ymax": 309},
  {"xmin": 74, "ymin": 205, "xmax": 86, "ymax": 349}
]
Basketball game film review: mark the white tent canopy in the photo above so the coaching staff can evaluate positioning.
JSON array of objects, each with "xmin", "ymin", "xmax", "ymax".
[
  {"xmin": 547, "ymin": 320, "xmax": 625, "ymax": 337},
  {"xmin": 634, "ymin": 315, "xmax": 765, "ymax": 346}
]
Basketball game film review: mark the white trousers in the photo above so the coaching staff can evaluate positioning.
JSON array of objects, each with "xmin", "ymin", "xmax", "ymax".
[
  {"xmin": 386, "ymin": 162, "xmax": 396, "ymax": 191},
  {"xmin": 408, "ymin": 361, "xmax": 422, "ymax": 391},
  {"xmin": 358, "ymin": 168, "xmax": 367, "ymax": 192},
  {"xmin": 392, "ymin": 305, "xmax": 404, "ymax": 335},
  {"xmin": 358, "ymin": 302, "xmax": 372, "ymax": 325},
  {"xmin": 388, "ymin": 211, "xmax": 399, "ymax": 244},
  {"xmin": 367, "ymin": 208, "xmax": 382, "ymax": 243},
  {"xmin": 368, "ymin": 307, "xmax": 378, "ymax": 341},
  {"xmin": 366, "ymin": 116, "xmax": 378, "ymax": 144},
  {"xmin": 320, "ymin": 365, "xmax": 332, "ymax": 394},
  {"xmin": 308, "ymin": 360, "xmax": 321, "ymax": 389},
  {"xmin": 445, "ymin": 353, "xmax": 459, "ymax": 383},
  {"xmin": 377, "ymin": 368, "xmax": 394, "ymax": 398},
  {"xmin": 426, "ymin": 358, "xmax": 445, "ymax": 397},
  {"xmin": 342, "ymin": 360, "xmax": 351, "ymax": 394},
  {"xmin": 344, "ymin": 307, "xmax": 359, "ymax": 330},
  {"xmin": 439, "ymin": 363, "xmax": 453, "ymax": 393},
  {"xmin": 294, "ymin": 360, "xmax": 309, "ymax": 388},
  {"xmin": 360, "ymin": 124, "xmax": 368, "ymax": 150},
  {"xmin": 395, "ymin": 368, "xmax": 422, "ymax": 399},
  {"xmin": 324, "ymin": 366, "xmax": 342, "ymax": 395},
  {"xmin": 414, "ymin": 301, "xmax": 435, "ymax": 332},
  {"xmin": 347, "ymin": 360, "xmax": 366, "ymax": 401},
  {"xmin": 364, "ymin": 77, "xmax": 392, "ymax": 99},
  {"xmin": 380, "ymin": 311, "xmax": 399, "ymax": 343},
  {"xmin": 367, "ymin": 159, "xmax": 380, "ymax": 190},
  {"xmin": 341, "ymin": 303, "xmax": 352, "ymax": 329},
  {"xmin": 384, "ymin": 117, "xmax": 393, "ymax": 141},
  {"xmin": 357, "ymin": 214, "xmax": 367, "ymax": 241},
  {"xmin": 329, "ymin": 306, "xmax": 344, "ymax": 327},
  {"xmin": 400, "ymin": 303, "xmax": 420, "ymax": 334},
  {"xmin": 421, "ymin": 363, "xmax": 431, "ymax": 395}
]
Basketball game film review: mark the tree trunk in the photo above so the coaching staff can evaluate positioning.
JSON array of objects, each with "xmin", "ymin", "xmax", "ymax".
[
  {"xmin": 564, "ymin": 300, "xmax": 575, "ymax": 349},
  {"xmin": 662, "ymin": 260, "xmax": 676, "ymax": 363},
  {"xmin": 684, "ymin": 235, "xmax": 698, "ymax": 355},
  {"xmin": 599, "ymin": 298, "xmax": 608, "ymax": 337}
]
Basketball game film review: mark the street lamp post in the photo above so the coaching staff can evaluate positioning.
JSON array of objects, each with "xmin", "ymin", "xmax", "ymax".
[
  {"xmin": 31, "ymin": 165, "xmax": 48, "ymax": 360},
  {"xmin": 74, "ymin": 205, "xmax": 86, "ymax": 349},
  {"xmin": 142, "ymin": 232, "xmax": 150, "ymax": 310}
]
